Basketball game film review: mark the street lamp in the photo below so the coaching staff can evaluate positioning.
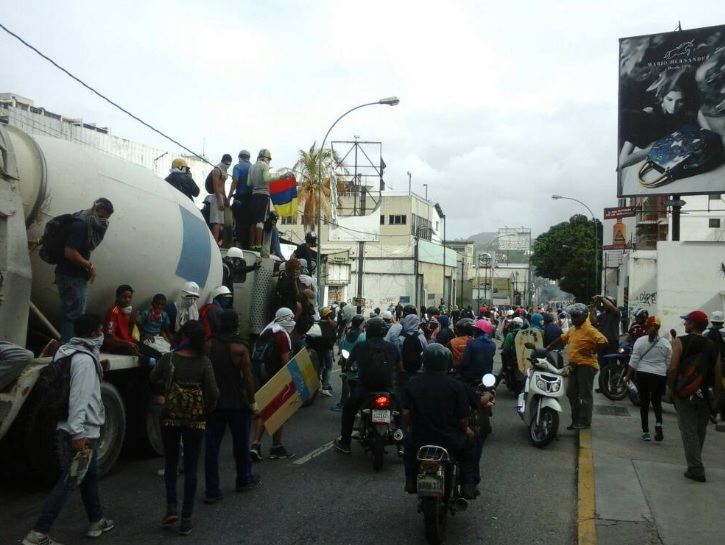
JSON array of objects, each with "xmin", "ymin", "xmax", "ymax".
[
  {"xmin": 315, "ymin": 97, "xmax": 400, "ymax": 302},
  {"xmin": 551, "ymin": 194, "xmax": 599, "ymax": 295}
]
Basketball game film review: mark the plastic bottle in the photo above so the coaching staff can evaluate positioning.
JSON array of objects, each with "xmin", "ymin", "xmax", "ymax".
[{"xmin": 65, "ymin": 450, "xmax": 91, "ymax": 489}]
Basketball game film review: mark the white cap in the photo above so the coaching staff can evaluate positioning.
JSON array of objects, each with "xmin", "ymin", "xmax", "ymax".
[
  {"xmin": 382, "ymin": 310, "xmax": 393, "ymax": 321},
  {"xmin": 711, "ymin": 310, "xmax": 724, "ymax": 323}
]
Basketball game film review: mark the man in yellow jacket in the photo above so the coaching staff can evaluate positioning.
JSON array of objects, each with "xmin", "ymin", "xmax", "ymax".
[{"xmin": 546, "ymin": 303, "xmax": 607, "ymax": 430}]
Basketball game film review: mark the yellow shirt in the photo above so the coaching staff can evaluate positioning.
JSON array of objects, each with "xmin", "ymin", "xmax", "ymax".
[{"xmin": 561, "ymin": 319, "xmax": 608, "ymax": 369}]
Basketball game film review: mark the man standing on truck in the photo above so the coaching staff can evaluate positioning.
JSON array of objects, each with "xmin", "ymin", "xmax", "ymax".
[
  {"xmin": 22, "ymin": 313, "xmax": 114, "ymax": 545},
  {"xmin": 206, "ymin": 154, "xmax": 233, "ymax": 247},
  {"xmin": 228, "ymin": 150, "xmax": 253, "ymax": 249},
  {"xmin": 56, "ymin": 198, "xmax": 114, "ymax": 343},
  {"xmin": 248, "ymin": 149, "xmax": 284, "ymax": 252}
]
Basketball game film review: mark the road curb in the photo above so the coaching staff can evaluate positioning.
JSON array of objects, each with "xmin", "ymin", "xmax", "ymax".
[{"xmin": 577, "ymin": 428, "xmax": 597, "ymax": 545}]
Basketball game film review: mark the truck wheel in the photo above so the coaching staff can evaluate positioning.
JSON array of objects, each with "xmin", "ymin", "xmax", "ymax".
[
  {"xmin": 23, "ymin": 393, "xmax": 62, "ymax": 486},
  {"xmin": 145, "ymin": 403, "xmax": 165, "ymax": 456},
  {"xmin": 97, "ymin": 382, "xmax": 126, "ymax": 477}
]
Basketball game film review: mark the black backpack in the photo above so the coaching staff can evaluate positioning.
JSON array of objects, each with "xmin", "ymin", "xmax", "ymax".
[
  {"xmin": 401, "ymin": 333, "xmax": 423, "ymax": 373},
  {"xmin": 360, "ymin": 342, "xmax": 393, "ymax": 390},
  {"xmin": 35, "ymin": 354, "xmax": 74, "ymax": 421},
  {"xmin": 251, "ymin": 330, "xmax": 277, "ymax": 380},
  {"xmin": 38, "ymin": 213, "xmax": 84, "ymax": 264},
  {"xmin": 205, "ymin": 168, "xmax": 218, "ymax": 194}
]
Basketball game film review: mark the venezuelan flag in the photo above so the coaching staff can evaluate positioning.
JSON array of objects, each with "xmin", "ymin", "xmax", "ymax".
[
  {"xmin": 256, "ymin": 347, "xmax": 319, "ymax": 435},
  {"xmin": 269, "ymin": 174, "xmax": 298, "ymax": 218}
]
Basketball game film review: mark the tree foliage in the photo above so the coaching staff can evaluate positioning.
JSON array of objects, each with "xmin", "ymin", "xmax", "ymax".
[
  {"xmin": 531, "ymin": 214, "xmax": 601, "ymax": 303},
  {"xmin": 294, "ymin": 143, "xmax": 347, "ymax": 231}
]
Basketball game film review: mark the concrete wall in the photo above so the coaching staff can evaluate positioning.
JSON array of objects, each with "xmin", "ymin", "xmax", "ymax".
[{"xmin": 625, "ymin": 250, "xmax": 658, "ymax": 320}]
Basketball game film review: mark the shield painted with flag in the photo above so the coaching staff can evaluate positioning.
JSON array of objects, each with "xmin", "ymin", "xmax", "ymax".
[
  {"xmin": 269, "ymin": 173, "xmax": 299, "ymax": 218},
  {"xmin": 255, "ymin": 347, "xmax": 319, "ymax": 435}
]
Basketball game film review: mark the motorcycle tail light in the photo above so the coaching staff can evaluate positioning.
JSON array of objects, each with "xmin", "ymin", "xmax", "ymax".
[
  {"xmin": 420, "ymin": 461, "xmax": 440, "ymax": 469},
  {"xmin": 374, "ymin": 395, "xmax": 391, "ymax": 408}
]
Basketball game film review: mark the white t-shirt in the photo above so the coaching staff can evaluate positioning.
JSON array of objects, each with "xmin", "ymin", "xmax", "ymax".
[{"xmin": 628, "ymin": 335, "xmax": 672, "ymax": 376}]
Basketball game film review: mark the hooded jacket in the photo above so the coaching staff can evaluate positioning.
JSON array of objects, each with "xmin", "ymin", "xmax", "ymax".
[{"xmin": 55, "ymin": 338, "xmax": 105, "ymax": 440}]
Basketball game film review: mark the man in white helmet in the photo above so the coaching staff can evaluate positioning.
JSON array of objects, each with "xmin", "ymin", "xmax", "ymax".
[{"xmin": 165, "ymin": 282, "xmax": 201, "ymax": 338}]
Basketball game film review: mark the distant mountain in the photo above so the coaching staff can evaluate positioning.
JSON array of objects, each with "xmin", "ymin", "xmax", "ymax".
[{"xmin": 459, "ymin": 231, "xmax": 499, "ymax": 252}]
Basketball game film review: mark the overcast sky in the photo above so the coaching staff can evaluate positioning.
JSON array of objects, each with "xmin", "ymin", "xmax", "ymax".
[{"xmin": 2, "ymin": 0, "xmax": 724, "ymax": 240}]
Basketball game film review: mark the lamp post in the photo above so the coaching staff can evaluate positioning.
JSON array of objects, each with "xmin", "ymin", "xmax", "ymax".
[
  {"xmin": 423, "ymin": 183, "xmax": 428, "ymax": 201},
  {"xmin": 479, "ymin": 252, "xmax": 491, "ymax": 306},
  {"xmin": 551, "ymin": 194, "xmax": 598, "ymax": 295},
  {"xmin": 315, "ymin": 97, "xmax": 400, "ymax": 303}
]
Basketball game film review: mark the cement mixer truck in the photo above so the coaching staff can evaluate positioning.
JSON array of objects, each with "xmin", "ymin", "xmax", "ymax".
[{"xmin": 0, "ymin": 123, "xmax": 279, "ymax": 482}]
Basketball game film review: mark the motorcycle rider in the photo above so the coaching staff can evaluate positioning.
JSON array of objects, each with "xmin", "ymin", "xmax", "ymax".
[
  {"xmin": 402, "ymin": 344, "xmax": 492, "ymax": 499},
  {"xmin": 626, "ymin": 308, "xmax": 649, "ymax": 344},
  {"xmin": 448, "ymin": 318, "xmax": 474, "ymax": 371},
  {"xmin": 459, "ymin": 319, "xmax": 495, "ymax": 383},
  {"xmin": 545, "ymin": 303, "xmax": 607, "ymax": 430},
  {"xmin": 333, "ymin": 317, "xmax": 402, "ymax": 455},
  {"xmin": 498, "ymin": 316, "xmax": 524, "ymax": 388}
]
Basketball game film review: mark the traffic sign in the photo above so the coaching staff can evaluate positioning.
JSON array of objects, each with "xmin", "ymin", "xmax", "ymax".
[{"xmin": 663, "ymin": 199, "xmax": 686, "ymax": 207}]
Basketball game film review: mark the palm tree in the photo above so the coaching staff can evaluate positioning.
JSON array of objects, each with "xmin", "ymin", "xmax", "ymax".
[{"xmin": 294, "ymin": 143, "xmax": 347, "ymax": 232}]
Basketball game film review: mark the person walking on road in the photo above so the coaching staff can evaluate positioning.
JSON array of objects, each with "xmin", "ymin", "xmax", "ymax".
[
  {"xmin": 22, "ymin": 313, "xmax": 114, "ymax": 545},
  {"xmin": 204, "ymin": 311, "xmax": 258, "ymax": 504},
  {"xmin": 545, "ymin": 303, "xmax": 607, "ymax": 430},
  {"xmin": 624, "ymin": 316, "xmax": 671, "ymax": 441},
  {"xmin": 150, "ymin": 320, "xmax": 219, "ymax": 535},
  {"xmin": 704, "ymin": 311, "xmax": 725, "ymax": 422},
  {"xmin": 667, "ymin": 310, "xmax": 722, "ymax": 483}
]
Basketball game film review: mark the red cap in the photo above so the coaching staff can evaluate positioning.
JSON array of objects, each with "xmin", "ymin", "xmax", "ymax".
[{"xmin": 680, "ymin": 310, "xmax": 708, "ymax": 322}]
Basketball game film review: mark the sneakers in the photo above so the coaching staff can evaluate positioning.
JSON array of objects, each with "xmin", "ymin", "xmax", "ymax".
[
  {"xmin": 330, "ymin": 403, "xmax": 344, "ymax": 412},
  {"xmin": 204, "ymin": 493, "xmax": 223, "ymax": 504},
  {"xmin": 250, "ymin": 443, "xmax": 263, "ymax": 462},
  {"xmin": 333, "ymin": 438, "xmax": 351, "ymax": 454},
  {"xmin": 460, "ymin": 484, "xmax": 478, "ymax": 500},
  {"xmin": 236, "ymin": 475, "xmax": 260, "ymax": 492},
  {"xmin": 655, "ymin": 425, "xmax": 664, "ymax": 442},
  {"xmin": 572, "ymin": 423, "xmax": 590, "ymax": 430},
  {"xmin": 269, "ymin": 444, "xmax": 295, "ymax": 459},
  {"xmin": 320, "ymin": 388, "xmax": 333, "ymax": 397},
  {"xmin": 178, "ymin": 519, "xmax": 193, "ymax": 536},
  {"xmin": 22, "ymin": 531, "xmax": 64, "ymax": 545},
  {"xmin": 86, "ymin": 518, "xmax": 114, "ymax": 538},
  {"xmin": 641, "ymin": 432, "xmax": 652, "ymax": 442}
]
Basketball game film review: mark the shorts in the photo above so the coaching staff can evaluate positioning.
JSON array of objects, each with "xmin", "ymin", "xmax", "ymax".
[
  {"xmin": 249, "ymin": 193, "xmax": 271, "ymax": 224},
  {"xmin": 207, "ymin": 195, "xmax": 225, "ymax": 225}
]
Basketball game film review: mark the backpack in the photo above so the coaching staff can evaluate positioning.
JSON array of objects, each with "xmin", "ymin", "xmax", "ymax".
[
  {"xmin": 401, "ymin": 333, "xmax": 423, "ymax": 373},
  {"xmin": 35, "ymin": 353, "xmax": 74, "ymax": 421},
  {"xmin": 38, "ymin": 213, "xmax": 84, "ymax": 264},
  {"xmin": 205, "ymin": 167, "xmax": 219, "ymax": 194},
  {"xmin": 675, "ymin": 337, "xmax": 713, "ymax": 398},
  {"xmin": 318, "ymin": 320, "xmax": 337, "ymax": 350},
  {"xmin": 251, "ymin": 330, "xmax": 277, "ymax": 381},
  {"xmin": 164, "ymin": 354, "xmax": 205, "ymax": 427},
  {"xmin": 360, "ymin": 342, "xmax": 393, "ymax": 390}
]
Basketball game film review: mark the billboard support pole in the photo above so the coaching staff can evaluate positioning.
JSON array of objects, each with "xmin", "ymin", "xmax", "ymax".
[{"xmin": 671, "ymin": 195, "xmax": 681, "ymax": 241}]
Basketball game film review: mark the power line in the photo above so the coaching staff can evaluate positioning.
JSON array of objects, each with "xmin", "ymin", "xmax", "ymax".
[{"xmin": 0, "ymin": 21, "xmax": 213, "ymax": 168}]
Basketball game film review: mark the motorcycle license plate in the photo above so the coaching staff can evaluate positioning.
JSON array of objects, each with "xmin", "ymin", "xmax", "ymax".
[
  {"xmin": 371, "ymin": 409, "xmax": 391, "ymax": 423},
  {"xmin": 417, "ymin": 475, "xmax": 444, "ymax": 497}
]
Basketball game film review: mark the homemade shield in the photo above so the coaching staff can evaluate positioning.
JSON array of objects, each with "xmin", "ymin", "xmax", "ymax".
[{"xmin": 514, "ymin": 328, "xmax": 544, "ymax": 375}]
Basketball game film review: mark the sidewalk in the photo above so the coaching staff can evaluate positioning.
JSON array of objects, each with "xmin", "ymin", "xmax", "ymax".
[{"xmin": 586, "ymin": 391, "xmax": 725, "ymax": 545}]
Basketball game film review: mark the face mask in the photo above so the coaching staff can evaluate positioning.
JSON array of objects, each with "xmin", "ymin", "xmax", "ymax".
[
  {"xmin": 181, "ymin": 296, "xmax": 197, "ymax": 308},
  {"xmin": 90, "ymin": 334, "xmax": 104, "ymax": 350},
  {"xmin": 121, "ymin": 306, "xmax": 133, "ymax": 315},
  {"xmin": 90, "ymin": 214, "xmax": 109, "ymax": 230}
]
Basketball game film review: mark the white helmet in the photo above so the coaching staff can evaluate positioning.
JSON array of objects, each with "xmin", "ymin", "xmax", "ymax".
[
  {"xmin": 381, "ymin": 310, "xmax": 394, "ymax": 321},
  {"xmin": 181, "ymin": 281, "xmax": 200, "ymax": 299},
  {"xmin": 226, "ymin": 247, "xmax": 244, "ymax": 259},
  {"xmin": 208, "ymin": 285, "xmax": 232, "ymax": 304},
  {"xmin": 511, "ymin": 317, "xmax": 524, "ymax": 326},
  {"xmin": 506, "ymin": 309, "xmax": 515, "ymax": 317}
]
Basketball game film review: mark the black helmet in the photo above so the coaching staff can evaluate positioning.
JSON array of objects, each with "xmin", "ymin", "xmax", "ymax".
[
  {"xmin": 455, "ymin": 318, "xmax": 474, "ymax": 336},
  {"xmin": 422, "ymin": 343, "xmax": 452, "ymax": 375},
  {"xmin": 634, "ymin": 308, "xmax": 649, "ymax": 321},
  {"xmin": 365, "ymin": 317, "xmax": 386, "ymax": 338},
  {"xmin": 305, "ymin": 231, "xmax": 317, "ymax": 244},
  {"xmin": 403, "ymin": 304, "xmax": 417, "ymax": 316},
  {"xmin": 566, "ymin": 303, "xmax": 588, "ymax": 317},
  {"xmin": 351, "ymin": 314, "xmax": 365, "ymax": 330},
  {"xmin": 427, "ymin": 306, "xmax": 439, "ymax": 317}
]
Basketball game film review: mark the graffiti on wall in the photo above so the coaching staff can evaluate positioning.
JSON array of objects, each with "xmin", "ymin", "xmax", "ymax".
[{"xmin": 632, "ymin": 291, "xmax": 657, "ymax": 305}]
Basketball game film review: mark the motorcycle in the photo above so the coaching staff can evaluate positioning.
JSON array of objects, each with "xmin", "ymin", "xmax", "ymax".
[
  {"xmin": 598, "ymin": 342, "xmax": 632, "ymax": 401},
  {"xmin": 341, "ymin": 349, "xmax": 404, "ymax": 471},
  {"xmin": 518, "ymin": 343, "xmax": 567, "ymax": 447},
  {"xmin": 414, "ymin": 373, "xmax": 496, "ymax": 545},
  {"xmin": 468, "ymin": 373, "xmax": 497, "ymax": 440}
]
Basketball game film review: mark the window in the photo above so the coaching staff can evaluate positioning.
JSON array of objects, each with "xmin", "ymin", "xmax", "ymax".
[
  {"xmin": 380, "ymin": 215, "xmax": 385, "ymax": 225},
  {"xmin": 280, "ymin": 216, "xmax": 297, "ymax": 225},
  {"xmin": 708, "ymin": 194, "xmax": 721, "ymax": 200},
  {"xmin": 389, "ymin": 214, "xmax": 407, "ymax": 225},
  {"xmin": 709, "ymin": 218, "xmax": 721, "ymax": 228}
]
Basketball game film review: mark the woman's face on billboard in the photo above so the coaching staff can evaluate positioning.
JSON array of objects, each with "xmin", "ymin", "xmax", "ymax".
[{"xmin": 662, "ymin": 90, "xmax": 685, "ymax": 114}]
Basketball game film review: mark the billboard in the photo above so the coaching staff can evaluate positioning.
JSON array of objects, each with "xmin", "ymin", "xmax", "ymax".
[
  {"xmin": 602, "ymin": 206, "xmax": 637, "ymax": 251},
  {"xmin": 618, "ymin": 25, "xmax": 725, "ymax": 197},
  {"xmin": 497, "ymin": 227, "xmax": 531, "ymax": 251}
]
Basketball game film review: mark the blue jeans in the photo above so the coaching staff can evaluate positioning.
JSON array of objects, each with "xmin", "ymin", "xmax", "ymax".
[
  {"xmin": 162, "ymin": 426, "xmax": 204, "ymax": 519},
  {"xmin": 55, "ymin": 273, "xmax": 89, "ymax": 343},
  {"xmin": 34, "ymin": 431, "xmax": 103, "ymax": 533},
  {"xmin": 205, "ymin": 408, "xmax": 253, "ymax": 497}
]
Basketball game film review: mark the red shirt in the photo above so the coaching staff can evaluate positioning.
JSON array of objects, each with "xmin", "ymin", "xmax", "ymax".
[{"xmin": 105, "ymin": 305, "xmax": 133, "ymax": 342}]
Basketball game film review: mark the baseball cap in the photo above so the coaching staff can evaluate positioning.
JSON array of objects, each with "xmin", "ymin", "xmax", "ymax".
[
  {"xmin": 645, "ymin": 316, "xmax": 661, "ymax": 327},
  {"xmin": 680, "ymin": 310, "xmax": 709, "ymax": 322},
  {"xmin": 711, "ymin": 310, "xmax": 725, "ymax": 323}
]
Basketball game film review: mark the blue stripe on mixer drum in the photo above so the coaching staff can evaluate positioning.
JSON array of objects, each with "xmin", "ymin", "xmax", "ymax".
[{"xmin": 176, "ymin": 205, "xmax": 211, "ymax": 286}]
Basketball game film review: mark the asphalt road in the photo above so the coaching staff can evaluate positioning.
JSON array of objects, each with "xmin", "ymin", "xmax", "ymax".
[{"xmin": 0, "ymin": 364, "xmax": 577, "ymax": 545}]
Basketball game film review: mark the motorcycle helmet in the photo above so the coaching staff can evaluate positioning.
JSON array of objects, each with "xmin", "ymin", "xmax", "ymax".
[
  {"xmin": 530, "ymin": 313, "xmax": 544, "ymax": 329},
  {"xmin": 566, "ymin": 303, "xmax": 589, "ymax": 326},
  {"xmin": 258, "ymin": 148, "xmax": 272, "ymax": 161},
  {"xmin": 403, "ymin": 304, "xmax": 418, "ymax": 316},
  {"xmin": 381, "ymin": 310, "xmax": 394, "ymax": 322},
  {"xmin": 351, "ymin": 314, "xmax": 366, "ymax": 330},
  {"xmin": 510, "ymin": 316, "xmax": 524, "ymax": 329},
  {"xmin": 422, "ymin": 343, "xmax": 452, "ymax": 376},
  {"xmin": 226, "ymin": 247, "xmax": 244, "ymax": 259},
  {"xmin": 634, "ymin": 308, "xmax": 649, "ymax": 323},
  {"xmin": 455, "ymin": 318, "xmax": 474, "ymax": 336},
  {"xmin": 506, "ymin": 309, "xmax": 515, "ymax": 317},
  {"xmin": 305, "ymin": 231, "xmax": 318, "ymax": 245},
  {"xmin": 365, "ymin": 317, "xmax": 387, "ymax": 338},
  {"xmin": 515, "ymin": 308, "xmax": 525, "ymax": 316},
  {"xmin": 473, "ymin": 319, "xmax": 493, "ymax": 335},
  {"xmin": 479, "ymin": 306, "xmax": 488, "ymax": 315},
  {"xmin": 238, "ymin": 150, "xmax": 251, "ymax": 160}
]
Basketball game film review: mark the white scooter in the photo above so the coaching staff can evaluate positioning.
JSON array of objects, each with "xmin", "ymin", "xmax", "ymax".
[{"xmin": 517, "ymin": 343, "xmax": 567, "ymax": 447}]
